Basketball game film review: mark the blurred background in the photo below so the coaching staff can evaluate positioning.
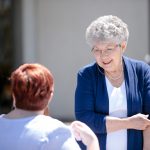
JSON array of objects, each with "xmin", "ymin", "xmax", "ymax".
[{"xmin": 0, "ymin": 0, "xmax": 150, "ymax": 121}]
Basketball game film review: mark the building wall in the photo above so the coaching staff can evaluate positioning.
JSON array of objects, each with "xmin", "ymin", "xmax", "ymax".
[{"xmin": 21, "ymin": 0, "xmax": 149, "ymax": 120}]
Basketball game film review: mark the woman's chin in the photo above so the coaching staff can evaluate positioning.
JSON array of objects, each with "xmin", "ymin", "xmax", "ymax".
[{"xmin": 102, "ymin": 63, "xmax": 112, "ymax": 71}]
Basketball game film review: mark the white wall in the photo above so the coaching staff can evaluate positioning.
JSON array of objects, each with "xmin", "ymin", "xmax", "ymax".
[{"xmin": 22, "ymin": 0, "xmax": 149, "ymax": 120}]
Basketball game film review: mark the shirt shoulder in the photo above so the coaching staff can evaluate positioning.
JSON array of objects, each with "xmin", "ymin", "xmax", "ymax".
[
  {"xmin": 77, "ymin": 62, "xmax": 99, "ymax": 80},
  {"xmin": 38, "ymin": 116, "xmax": 80, "ymax": 150},
  {"xmin": 123, "ymin": 56, "xmax": 150, "ymax": 75}
]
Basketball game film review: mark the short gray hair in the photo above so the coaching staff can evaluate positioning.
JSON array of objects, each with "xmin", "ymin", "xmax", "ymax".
[{"xmin": 86, "ymin": 15, "xmax": 129, "ymax": 47}]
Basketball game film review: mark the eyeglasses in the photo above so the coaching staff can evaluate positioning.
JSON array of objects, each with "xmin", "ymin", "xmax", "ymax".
[{"xmin": 92, "ymin": 44, "xmax": 121, "ymax": 56}]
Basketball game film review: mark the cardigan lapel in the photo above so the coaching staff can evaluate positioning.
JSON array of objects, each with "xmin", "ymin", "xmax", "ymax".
[
  {"xmin": 96, "ymin": 63, "xmax": 109, "ymax": 115},
  {"xmin": 123, "ymin": 56, "xmax": 143, "ymax": 150},
  {"xmin": 123, "ymin": 56, "xmax": 134, "ymax": 117}
]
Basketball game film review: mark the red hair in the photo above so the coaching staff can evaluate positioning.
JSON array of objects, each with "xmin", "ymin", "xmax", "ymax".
[{"xmin": 10, "ymin": 64, "xmax": 54, "ymax": 111}]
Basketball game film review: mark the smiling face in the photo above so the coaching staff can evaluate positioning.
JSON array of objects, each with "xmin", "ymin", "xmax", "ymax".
[{"xmin": 92, "ymin": 41, "xmax": 125, "ymax": 73}]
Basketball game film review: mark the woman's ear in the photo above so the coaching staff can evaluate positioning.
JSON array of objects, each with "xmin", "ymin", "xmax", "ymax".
[
  {"xmin": 121, "ymin": 41, "xmax": 127, "ymax": 52},
  {"xmin": 48, "ymin": 85, "xmax": 54, "ymax": 102},
  {"xmin": 50, "ymin": 92, "xmax": 54, "ymax": 100},
  {"xmin": 12, "ymin": 93, "xmax": 16, "ymax": 108}
]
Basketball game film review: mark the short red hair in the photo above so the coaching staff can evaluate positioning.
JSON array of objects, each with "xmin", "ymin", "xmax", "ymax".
[{"xmin": 10, "ymin": 64, "xmax": 54, "ymax": 111}]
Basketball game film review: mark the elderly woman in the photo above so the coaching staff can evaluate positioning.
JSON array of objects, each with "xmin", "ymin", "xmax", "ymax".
[
  {"xmin": 75, "ymin": 15, "xmax": 150, "ymax": 150},
  {"xmin": 0, "ymin": 63, "xmax": 99, "ymax": 150}
]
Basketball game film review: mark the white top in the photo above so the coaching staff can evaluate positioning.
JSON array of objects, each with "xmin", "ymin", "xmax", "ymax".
[
  {"xmin": 0, "ymin": 114, "xmax": 80, "ymax": 150},
  {"xmin": 105, "ymin": 77, "xmax": 127, "ymax": 150}
]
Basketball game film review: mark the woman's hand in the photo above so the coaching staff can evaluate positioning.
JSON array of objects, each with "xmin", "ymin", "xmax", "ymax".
[
  {"xmin": 128, "ymin": 113, "xmax": 150, "ymax": 130},
  {"xmin": 106, "ymin": 113, "xmax": 150, "ymax": 133},
  {"xmin": 71, "ymin": 121, "xmax": 99, "ymax": 150}
]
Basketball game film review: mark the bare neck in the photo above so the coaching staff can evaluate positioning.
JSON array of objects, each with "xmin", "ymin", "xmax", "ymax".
[{"xmin": 4, "ymin": 108, "xmax": 44, "ymax": 119}]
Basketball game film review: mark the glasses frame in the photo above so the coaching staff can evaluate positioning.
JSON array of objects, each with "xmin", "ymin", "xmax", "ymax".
[{"xmin": 91, "ymin": 43, "xmax": 121, "ymax": 57}]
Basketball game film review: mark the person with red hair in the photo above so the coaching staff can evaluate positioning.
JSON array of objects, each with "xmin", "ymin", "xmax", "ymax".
[{"xmin": 0, "ymin": 63, "xmax": 99, "ymax": 150}]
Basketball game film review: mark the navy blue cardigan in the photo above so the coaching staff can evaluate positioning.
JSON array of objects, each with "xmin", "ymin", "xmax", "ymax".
[{"xmin": 75, "ymin": 56, "xmax": 150, "ymax": 150}]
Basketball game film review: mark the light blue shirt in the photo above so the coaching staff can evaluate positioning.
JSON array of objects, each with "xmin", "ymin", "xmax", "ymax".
[{"xmin": 0, "ymin": 115, "xmax": 80, "ymax": 150}]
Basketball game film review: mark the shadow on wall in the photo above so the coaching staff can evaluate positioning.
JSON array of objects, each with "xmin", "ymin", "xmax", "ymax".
[
  {"xmin": 0, "ymin": 72, "xmax": 13, "ymax": 114},
  {"xmin": 0, "ymin": 0, "xmax": 14, "ymax": 114}
]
